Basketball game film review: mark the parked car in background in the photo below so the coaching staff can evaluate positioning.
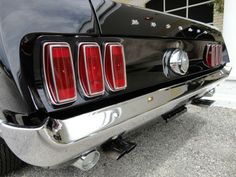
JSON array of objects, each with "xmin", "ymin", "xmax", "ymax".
[{"xmin": 0, "ymin": 0, "xmax": 230, "ymax": 175}]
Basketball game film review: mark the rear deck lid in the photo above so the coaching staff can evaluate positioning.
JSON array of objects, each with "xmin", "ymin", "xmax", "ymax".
[{"xmin": 90, "ymin": 0, "xmax": 222, "ymax": 41}]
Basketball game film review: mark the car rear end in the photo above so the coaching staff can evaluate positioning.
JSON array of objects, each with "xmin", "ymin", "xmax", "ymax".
[{"xmin": 0, "ymin": 0, "xmax": 231, "ymax": 173}]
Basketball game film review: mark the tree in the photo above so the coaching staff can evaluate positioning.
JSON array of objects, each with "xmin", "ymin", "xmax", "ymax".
[{"xmin": 214, "ymin": 0, "xmax": 224, "ymax": 13}]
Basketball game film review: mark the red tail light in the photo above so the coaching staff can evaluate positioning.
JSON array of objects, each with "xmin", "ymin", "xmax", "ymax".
[
  {"xmin": 204, "ymin": 44, "xmax": 223, "ymax": 68},
  {"xmin": 217, "ymin": 45, "xmax": 223, "ymax": 66},
  {"xmin": 104, "ymin": 43, "xmax": 127, "ymax": 92},
  {"xmin": 78, "ymin": 43, "xmax": 105, "ymax": 97},
  {"xmin": 43, "ymin": 42, "xmax": 77, "ymax": 105}
]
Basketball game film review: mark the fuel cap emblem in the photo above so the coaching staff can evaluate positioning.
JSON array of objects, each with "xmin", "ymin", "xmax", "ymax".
[{"xmin": 163, "ymin": 49, "xmax": 189, "ymax": 77}]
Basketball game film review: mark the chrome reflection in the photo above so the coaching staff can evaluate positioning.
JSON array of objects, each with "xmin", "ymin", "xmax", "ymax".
[
  {"xmin": 0, "ymin": 68, "xmax": 230, "ymax": 168},
  {"xmin": 163, "ymin": 48, "xmax": 189, "ymax": 77},
  {"xmin": 52, "ymin": 108, "xmax": 121, "ymax": 143},
  {"xmin": 73, "ymin": 150, "xmax": 100, "ymax": 171}
]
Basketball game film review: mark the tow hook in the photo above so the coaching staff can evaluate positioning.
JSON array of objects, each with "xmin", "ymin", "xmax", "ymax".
[
  {"xmin": 102, "ymin": 137, "xmax": 136, "ymax": 160},
  {"xmin": 162, "ymin": 106, "xmax": 187, "ymax": 123}
]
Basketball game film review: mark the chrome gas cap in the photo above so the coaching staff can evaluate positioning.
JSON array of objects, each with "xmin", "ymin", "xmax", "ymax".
[
  {"xmin": 163, "ymin": 49, "xmax": 189, "ymax": 77},
  {"xmin": 169, "ymin": 49, "xmax": 189, "ymax": 75}
]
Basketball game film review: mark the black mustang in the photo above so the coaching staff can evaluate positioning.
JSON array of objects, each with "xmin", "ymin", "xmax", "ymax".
[{"xmin": 0, "ymin": 0, "xmax": 230, "ymax": 174}]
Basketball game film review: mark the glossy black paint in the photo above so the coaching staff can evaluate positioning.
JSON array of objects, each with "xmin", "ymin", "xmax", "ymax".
[
  {"xmin": 0, "ymin": 0, "xmax": 98, "ymax": 122},
  {"xmin": 32, "ymin": 35, "xmax": 228, "ymax": 118},
  {"xmin": 90, "ymin": 0, "xmax": 223, "ymax": 41},
  {"xmin": 0, "ymin": 0, "xmax": 230, "ymax": 124}
]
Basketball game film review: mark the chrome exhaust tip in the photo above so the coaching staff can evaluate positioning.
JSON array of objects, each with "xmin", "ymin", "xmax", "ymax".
[
  {"xmin": 204, "ymin": 88, "xmax": 216, "ymax": 97},
  {"xmin": 102, "ymin": 137, "xmax": 136, "ymax": 160},
  {"xmin": 73, "ymin": 150, "xmax": 100, "ymax": 171}
]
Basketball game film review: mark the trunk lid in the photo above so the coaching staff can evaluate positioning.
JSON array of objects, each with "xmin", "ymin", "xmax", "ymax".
[{"xmin": 90, "ymin": 0, "xmax": 222, "ymax": 42}]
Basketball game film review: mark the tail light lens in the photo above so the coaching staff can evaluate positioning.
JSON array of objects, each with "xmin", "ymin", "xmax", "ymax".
[
  {"xmin": 217, "ymin": 45, "xmax": 223, "ymax": 66},
  {"xmin": 43, "ymin": 42, "xmax": 77, "ymax": 105},
  {"xmin": 104, "ymin": 43, "xmax": 127, "ymax": 92},
  {"xmin": 204, "ymin": 44, "xmax": 223, "ymax": 68},
  {"xmin": 78, "ymin": 43, "xmax": 105, "ymax": 97}
]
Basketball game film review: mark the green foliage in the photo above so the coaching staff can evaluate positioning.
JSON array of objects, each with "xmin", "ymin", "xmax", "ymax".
[{"xmin": 214, "ymin": 0, "xmax": 224, "ymax": 13}]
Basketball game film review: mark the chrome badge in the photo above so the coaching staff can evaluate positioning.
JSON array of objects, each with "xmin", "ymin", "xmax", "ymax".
[{"xmin": 163, "ymin": 49, "xmax": 189, "ymax": 77}]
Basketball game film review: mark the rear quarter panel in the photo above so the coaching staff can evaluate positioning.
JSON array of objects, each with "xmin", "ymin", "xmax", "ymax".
[{"xmin": 0, "ymin": 0, "xmax": 98, "ymax": 118}]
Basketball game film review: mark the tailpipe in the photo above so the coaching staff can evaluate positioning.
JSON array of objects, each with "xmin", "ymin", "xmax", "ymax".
[
  {"xmin": 73, "ymin": 150, "xmax": 100, "ymax": 171},
  {"xmin": 162, "ymin": 106, "xmax": 187, "ymax": 123},
  {"xmin": 191, "ymin": 98, "xmax": 215, "ymax": 107},
  {"xmin": 102, "ymin": 137, "xmax": 136, "ymax": 160}
]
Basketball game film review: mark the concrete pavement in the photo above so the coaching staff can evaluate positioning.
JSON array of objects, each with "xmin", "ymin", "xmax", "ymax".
[{"xmin": 6, "ymin": 105, "xmax": 236, "ymax": 177}]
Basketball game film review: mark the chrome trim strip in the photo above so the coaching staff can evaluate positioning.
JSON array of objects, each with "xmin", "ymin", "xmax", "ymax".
[
  {"xmin": 78, "ymin": 42, "xmax": 105, "ymax": 98},
  {"xmin": 0, "ymin": 67, "xmax": 231, "ymax": 168},
  {"xmin": 215, "ymin": 45, "xmax": 219, "ymax": 66},
  {"xmin": 204, "ymin": 43, "xmax": 211, "ymax": 68},
  {"xmin": 219, "ymin": 45, "xmax": 223, "ymax": 65},
  {"xmin": 43, "ymin": 42, "xmax": 77, "ymax": 105}
]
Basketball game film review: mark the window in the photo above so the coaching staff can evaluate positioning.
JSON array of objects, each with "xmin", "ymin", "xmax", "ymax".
[
  {"xmin": 145, "ymin": 0, "xmax": 214, "ymax": 25},
  {"xmin": 189, "ymin": 0, "xmax": 208, "ymax": 5},
  {"xmin": 146, "ymin": 0, "xmax": 163, "ymax": 11},
  {"xmin": 166, "ymin": 0, "xmax": 186, "ymax": 10},
  {"xmin": 169, "ymin": 9, "xmax": 186, "ymax": 18},
  {"xmin": 189, "ymin": 4, "xmax": 214, "ymax": 23}
]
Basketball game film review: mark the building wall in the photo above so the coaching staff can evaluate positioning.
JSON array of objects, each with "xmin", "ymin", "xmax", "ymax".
[
  {"xmin": 223, "ymin": 0, "xmax": 236, "ymax": 80},
  {"xmin": 213, "ymin": 9, "xmax": 224, "ymax": 31}
]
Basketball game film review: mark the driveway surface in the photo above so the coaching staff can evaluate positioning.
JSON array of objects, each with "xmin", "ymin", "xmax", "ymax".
[{"xmin": 6, "ymin": 105, "xmax": 236, "ymax": 177}]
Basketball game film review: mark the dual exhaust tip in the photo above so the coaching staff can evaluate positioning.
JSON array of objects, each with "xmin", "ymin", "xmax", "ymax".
[
  {"xmin": 73, "ymin": 137, "xmax": 136, "ymax": 171},
  {"xmin": 101, "ymin": 137, "xmax": 137, "ymax": 160},
  {"xmin": 72, "ymin": 102, "xmax": 197, "ymax": 171},
  {"xmin": 73, "ymin": 150, "xmax": 100, "ymax": 171}
]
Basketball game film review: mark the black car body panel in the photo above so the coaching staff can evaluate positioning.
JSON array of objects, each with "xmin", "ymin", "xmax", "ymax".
[
  {"xmin": 0, "ymin": 0, "xmax": 231, "ymax": 171},
  {"xmin": 30, "ymin": 0, "xmax": 229, "ymax": 118},
  {"xmin": 33, "ymin": 35, "xmax": 227, "ymax": 118},
  {"xmin": 0, "ymin": 0, "xmax": 229, "ymax": 123},
  {"xmin": 90, "ymin": 0, "xmax": 223, "ymax": 41},
  {"xmin": 0, "ymin": 0, "xmax": 98, "ymax": 119},
  {"xmin": 0, "ymin": 0, "xmax": 230, "ymax": 121}
]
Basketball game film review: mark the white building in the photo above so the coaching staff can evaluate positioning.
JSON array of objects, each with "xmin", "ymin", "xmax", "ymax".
[{"xmin": 223, "ymin": 0, "xmax": 236, "ymax": 79}]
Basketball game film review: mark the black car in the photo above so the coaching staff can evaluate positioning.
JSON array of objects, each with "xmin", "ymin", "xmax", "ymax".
[{"xmin": 0, "ymin": 0, "xmax": 230, "ymax": 174}]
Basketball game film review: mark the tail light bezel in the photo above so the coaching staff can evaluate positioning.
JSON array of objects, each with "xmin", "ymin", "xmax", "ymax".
[
  {"xmin": 104, "ymin": 43, "xmax": 127, "ymax": 92},
  {"xmin": 43, "ymin": 42, "xmax": 77, "ymax": 105},
  {"xmin": 77, "ymin": 42, "xmax": 105, "ymax": 98}
]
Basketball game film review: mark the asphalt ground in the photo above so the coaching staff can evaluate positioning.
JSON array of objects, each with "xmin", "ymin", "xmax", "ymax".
[{"xmin": 6, "ymin": 105, "xmax": 236, "ymax": 177}]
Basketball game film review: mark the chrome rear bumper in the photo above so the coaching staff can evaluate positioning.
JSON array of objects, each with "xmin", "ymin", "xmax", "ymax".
[{"xmin": 0, "ymin": 67, "xmax": 230, "ymax": 168}]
